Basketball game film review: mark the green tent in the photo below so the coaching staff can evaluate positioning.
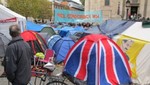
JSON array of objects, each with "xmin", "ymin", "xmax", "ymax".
[{"xmin": 40, "ymin": 27, "xmax": 56, "ymax": 37}]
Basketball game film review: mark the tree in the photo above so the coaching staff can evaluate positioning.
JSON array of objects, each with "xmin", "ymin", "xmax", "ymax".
[
  {"xmin": 7, "ymin": 0, "xmax": 52, "ymax": 19},
  {"xmin": 37, "ymin": 0, "xmax": 52, "ymax": 19}
]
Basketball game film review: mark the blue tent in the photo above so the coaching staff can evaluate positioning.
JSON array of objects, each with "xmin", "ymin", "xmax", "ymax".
[
  {"xmin": 47, "ymin": 35, "xmax": 62, "ymax": 49},
  {"xmin": 52, "ymin": 37, "xmax": 75, "ymax": 63},
  {"xmin": 26, "ymin": 21, "xmax": 44, "ymax": 32},
  {"xmin": 100, "ymin": 20, "xmax": 135, "ymax": 38},
  {"xmin": 56, "ymin": 26, "xmax": 85, "ymax": 37}
]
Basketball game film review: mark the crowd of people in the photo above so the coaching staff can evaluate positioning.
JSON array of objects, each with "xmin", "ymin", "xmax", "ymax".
[
  {"xmin": 51, "ymin": 22, "xmax": 96, "ymax": 30},
  {"xmin": 128, "ymin": 13, "xmax": 150, "ymax": 21}
]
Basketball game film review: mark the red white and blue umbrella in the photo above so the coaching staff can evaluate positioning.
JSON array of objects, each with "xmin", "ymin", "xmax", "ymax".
[{"xmin": 64, "ymin": 34, "xmax": 132, "ymax": 85}]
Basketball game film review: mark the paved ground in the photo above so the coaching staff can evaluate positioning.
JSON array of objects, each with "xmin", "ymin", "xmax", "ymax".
[
  {"xmin": 0, "ymin": 58, "xmax": 10, "ymax": 85},
  {"xmin": 0, "ymin": 58, "xmax": 73, "ymax": 85}
]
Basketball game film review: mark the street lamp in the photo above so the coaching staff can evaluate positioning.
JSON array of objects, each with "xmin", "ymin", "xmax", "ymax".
[{"xmin": 126, "ymin": 0, "xmax": 130, "ymax": 20}]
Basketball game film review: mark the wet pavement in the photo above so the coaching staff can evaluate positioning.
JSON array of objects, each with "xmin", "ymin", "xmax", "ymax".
[{"xmin": 0, "ymin": 58, "xmax": 73, "ymax": 85}]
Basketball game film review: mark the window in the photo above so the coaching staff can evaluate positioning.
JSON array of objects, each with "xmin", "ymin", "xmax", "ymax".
[{"xmin": 105, "ymin": 0, "xmax": 110, "ymax": 6}]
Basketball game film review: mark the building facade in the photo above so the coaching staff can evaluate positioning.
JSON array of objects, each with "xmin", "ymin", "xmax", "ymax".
[
  {"xmin": 85, "ymin": 0, "xmax": 122, "ymax": 20},
  {"xmin": 126, "ymin": 0, "xmax": 150, "ymax": 18},
  {"xmin": 0, "ymin": 0, "xmax": 7, "ymax": 6},
  {"xmin": 85, "ymin": 0, "xmax": 150, "ymax": 21}
]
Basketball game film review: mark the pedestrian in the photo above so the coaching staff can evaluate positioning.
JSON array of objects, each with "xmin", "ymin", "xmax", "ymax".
[{"xmin": 4, "ymin": 25, "xmax": 33, "ymax": 85}]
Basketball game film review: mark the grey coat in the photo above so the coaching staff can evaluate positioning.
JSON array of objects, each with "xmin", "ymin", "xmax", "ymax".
[{"xmin": 4, "ymin": 36, "xmax": 33, "ymax": 85}]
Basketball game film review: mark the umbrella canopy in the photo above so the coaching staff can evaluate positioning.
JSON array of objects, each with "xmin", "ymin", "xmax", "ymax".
[{"xmin": 64, "ymin": 34, "xmax": 132, "ymax": 85}]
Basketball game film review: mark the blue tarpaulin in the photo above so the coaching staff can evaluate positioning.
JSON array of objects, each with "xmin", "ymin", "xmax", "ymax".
[{"xmin": 26, "ymin": 21, "xmax": 44, "ymax": 32}]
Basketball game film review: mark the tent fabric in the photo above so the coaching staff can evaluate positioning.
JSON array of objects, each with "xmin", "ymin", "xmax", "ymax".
[
  {"xmin": 26, "ymin": 21, "xmax": 44, "ymax": 32},
  {"xmin": 52, "ymin": 37, "xmax": 75, "ymax": 63},
  {"xmin": 135, "ymin": 44, "xmax": 150, "ymax": 84},
  {"xmin": 38, "ymin": 32, "xmax": 49, "ymax": 42},
  {"xmin": 0, "ymin": 4, "xmax": 26, "ymax": 39},
  {"xmin": 64, "ymin": 34, "xmax": 131, "ymax": 85},
  {"xmin": 142, "ymin": 20, "xmax": 150, "ymax": 28},
  {"xmin": 59, "ymin": 30, "xmax": 70, "ymax": 37},
  {"xmin": 47, "ymin": 35, "xmax": 61, "ymax": 49},
  {"xmin": 100, "ymin": 20, "xmax": 135, "ymax": 38},
  {"xmin": 40, "ymin": 27, "xmax": 56, "ymax": 38},
  {"xmin": 122, "ymin": 22, "xmax": 150, "ymax": 42},
  {"xmin": 55, "ymin": 26, "xmax": 85, "ymax": 37},
  {"xmin": 112, "ymin": 21, "xmax": 150, "ymax": 84},
  {"xmin": 116, "ymin": 35, "xmax": 148, "ymax": 78},
  {"xmin": 0, "ymin": 32, "xmax": 10, "ymax": 57},
  {"xmin": 21, "ymin": 30, "xmax": 47, "ymax": 54},
  {"xmin": 85, "ymin": 25, "xmax": 101, "ymax": 34},
  {"xmin": 114, "ymin": 35, "xmax": 150, "ymax": 84},
  {"xmin": 57, "ymin": 26, "xmax": 74, "ymax": 37}
]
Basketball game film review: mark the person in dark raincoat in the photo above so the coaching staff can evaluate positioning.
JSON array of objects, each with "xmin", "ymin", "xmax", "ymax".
[{"xmin": 4, "ymin": 25, "xmax": 33, "ymax": 85}]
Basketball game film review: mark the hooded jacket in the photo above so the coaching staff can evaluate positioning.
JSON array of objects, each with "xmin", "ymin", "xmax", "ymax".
[{"xmin": 4, "ymin": 36, "xmax": 33, "ymax": 85}]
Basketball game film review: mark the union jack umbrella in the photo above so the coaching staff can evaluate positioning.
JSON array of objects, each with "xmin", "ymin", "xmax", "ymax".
[{"xmin": 64, "ymin": 34, "xmax": 132, "ymax": 85}]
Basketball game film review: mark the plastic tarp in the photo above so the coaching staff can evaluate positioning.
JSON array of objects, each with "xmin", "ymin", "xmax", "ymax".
[
  {"xmin": 26, "ymin": 21, "xmax": 44, "ymax": 32},
  {"xmin": 100, "ymin": 20, "xmax": 135, "ymax": 37},
  {"xmin": 52, "ymin": 37, "xmax": 75, "ymax": 63}
]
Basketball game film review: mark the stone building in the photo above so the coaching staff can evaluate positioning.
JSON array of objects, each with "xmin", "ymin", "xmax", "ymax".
[
  {"xmin": 124, "ymin": 0, "xmax": 150, "ymax": 19},
  {"xmin": 84, "ymin": 0, "xmax": 150, "ymax": 21},
  {"xmin": 0, "ymin": 0, "xmax": 7, "ymax": 6},
  {"xmin": 85, "ymin": 0, "xmax": 122, "ymax": 20}
]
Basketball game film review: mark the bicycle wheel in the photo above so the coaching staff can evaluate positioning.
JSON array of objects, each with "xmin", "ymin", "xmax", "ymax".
[{"xmin": 46, "ymin": 81, "xmax": 68, "ymax": 85}]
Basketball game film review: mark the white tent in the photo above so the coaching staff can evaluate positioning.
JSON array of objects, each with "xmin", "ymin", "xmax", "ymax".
[
  {"xmin": 122, "ymin": 22, "xmax": 150, "ymax": 42},
  {"xmin": 0, "ymin": 4, "xmax": 26, "ymax": 39},
  {"xmin": 113, "ymin": 22, "xmax": 150, "ymax": 84}
]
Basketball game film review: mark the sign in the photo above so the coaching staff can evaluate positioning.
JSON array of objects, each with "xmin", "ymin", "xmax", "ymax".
[
  {"xmin": 0, "ymin": 17, "xmax": 17, "ymax": 23},
  {"xmin": 54, "ymin": 9, "xmax": 103, "ymax": 23}
]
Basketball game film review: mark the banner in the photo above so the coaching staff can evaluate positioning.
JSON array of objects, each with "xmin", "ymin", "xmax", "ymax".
[
  {"xmin": 54, "ymin": 9, "xmax": 103, "ymax": 23},
  {"xmin": 116, "ymin": 35, "xmax": 149, "ymax": 78},
  {"xmin": 0, "ymin": 17, "xmax": 17, "ymax": 23}
]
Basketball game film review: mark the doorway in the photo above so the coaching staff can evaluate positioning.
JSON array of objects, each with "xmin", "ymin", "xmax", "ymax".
[{"xmin": 131, "ymin": 6, "xmax": 138, "ymax": 15}]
